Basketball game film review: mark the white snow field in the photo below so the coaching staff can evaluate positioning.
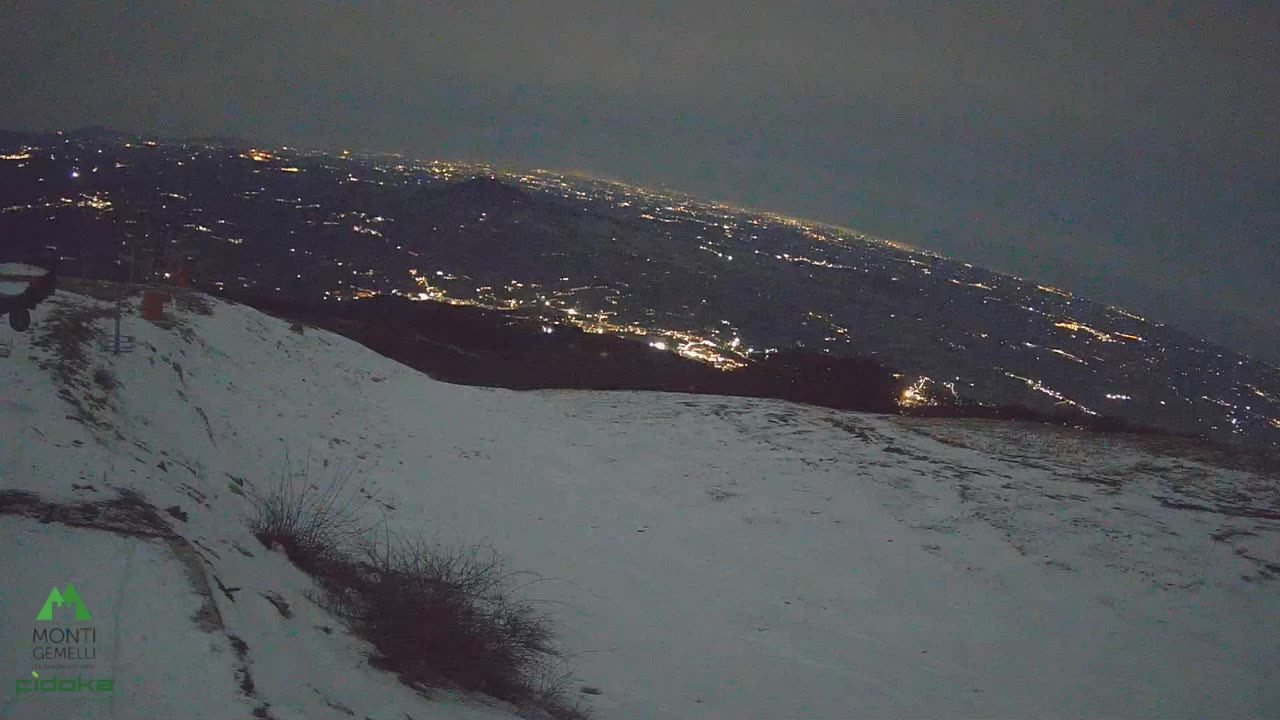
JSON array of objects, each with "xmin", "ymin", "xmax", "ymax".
[{"xmin": 1, "ymin": 284, "xmax": 1278, "ymax": 719}]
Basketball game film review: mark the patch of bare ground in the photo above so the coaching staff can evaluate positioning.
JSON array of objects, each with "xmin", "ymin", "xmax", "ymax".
[
  {"xmin": 0, "ymin": 487, "xmax": 173, "ymax": 537},
  {"xmin": 156, "ymin": 289, "xmax": 215, "ymax": 344},
  {"xmin": 57, "ymin": 276, "xmax": 136, "ymax": 303},
  {"xmin": 0, "ymin": 487, "xmax": 225, "ymax": 633},
  {"xmin": 171, "ymin": 288, "xmax": 215, "ymax": 316},
  {"xmin": 30, "ymin": 294, "xmax": 118, "ymax": 431},
  {"xmin": 60, "ymin": 276, "xmax": 215, "ymax": 339},
  {"xmin": 31, "ymin": 283, "xmax": 222, "ymax": 432}
]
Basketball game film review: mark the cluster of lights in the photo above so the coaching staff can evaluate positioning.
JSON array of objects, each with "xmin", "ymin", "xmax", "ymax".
[
  {"xmin": 806, "ymin": 311, "xmax": 851, "ymax": 340},
  {"xmin": 899, "ymin": 376, "xmax": 948, "ymax": 408},
  {"xmin": 1036, "ymin": 284, "xmax": 1073, "ymax": 298},
  {"xmin": 1054, "ymin": 320, "xmax": 1116, "ymax": 343},
  {"xmin": 1246, "ymin": 384, "xmax": 1275, "ymax": 402},
  {"xmin": 406, "ymin": 268, "xmax": 749, "ymax": 369},
  {"xmin": 772, "ymin": 252, "xmax": 849, "ymax": 270},
  {"xmin": 667, "ymin": 337, "xmax": 746, "ymax": 369},
  {"xmin": 9, "ymin": 137, "xmax": 1278, "ymax": 447},
  {"xmin": 1004, "ymin": 372, "xmax": 1099, "ymax": 416},
  {"xmin": 949, "ymin": 278, "xmax": 994, "ymax": 291},
  {"xmin": 699, "ymin": 245, "xmax": 734, "ymax": 261},
  {"xmin": 1108, "ymin": 306, "xmax": 1149, "ymax": 322},
  {"xmin": 558, "ymin": 307, "xmax": 747, "ymax": 369},
  {"xmin": 1048, "ymin": 348, "xmax": 1088, "ymax": 365},
  {"xmin": 76, "ymin": 193, "xmax": 112, "ymax": 211}
]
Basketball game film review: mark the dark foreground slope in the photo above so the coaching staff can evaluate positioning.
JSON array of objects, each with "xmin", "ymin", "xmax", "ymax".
[{"xmin": 220, "ymin": 290, "xmax": 905, "ymax": 412}]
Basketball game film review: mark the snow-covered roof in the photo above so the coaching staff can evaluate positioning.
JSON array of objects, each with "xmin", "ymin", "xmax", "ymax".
[
  {"xmin": 0, "ymin": 280, "xmax": 29, "ymax": 297},
  {"xmin": 0, "ymin": 262, "xmax": 50, "ymax": 277}
]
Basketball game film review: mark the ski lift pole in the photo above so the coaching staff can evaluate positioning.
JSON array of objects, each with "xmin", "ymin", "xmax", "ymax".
[
  {"xmin": 113, "ymin": 295, "xmax": 123, "ymax": 355},
  {"xmin": 99, "ymin": 291, "xmax": 136, "ymax": 355}
]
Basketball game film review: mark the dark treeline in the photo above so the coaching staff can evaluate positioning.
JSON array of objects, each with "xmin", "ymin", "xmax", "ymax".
[{"xmin": 220, "ymin": 290, "xmax": 904, "ymax": 412}]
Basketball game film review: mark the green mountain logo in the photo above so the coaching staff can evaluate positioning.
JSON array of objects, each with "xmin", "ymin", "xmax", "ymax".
[{"xmin": 36, "ymin": 585, "xmax": 92, "ymax": 621}]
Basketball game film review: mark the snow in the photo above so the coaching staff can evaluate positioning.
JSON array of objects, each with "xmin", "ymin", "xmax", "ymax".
[
  {"xmin": 0, "ymin": 518, "xmax": 246, "ymax": 719},
  {"xmin": 2, "ymin": 287, "xmax": 1278, "ymax": 719},
  {"xmin": 0, "ymin": 281, "xmax": 28, "ymax": 297},
  {"xmin": 0, "ymin": 263, "xmax": 49, "ymax": 278}
]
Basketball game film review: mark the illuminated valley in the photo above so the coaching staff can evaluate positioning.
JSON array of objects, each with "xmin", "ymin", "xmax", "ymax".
[{"xmin": 1, "ymin": 129, "xmax": 1277, "ymax": 449}]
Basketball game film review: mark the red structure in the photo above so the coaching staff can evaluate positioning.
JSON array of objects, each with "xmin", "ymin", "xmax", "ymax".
[{"xmin": 141, "ymin": 290, "xmax": 168, "ymax": 321}]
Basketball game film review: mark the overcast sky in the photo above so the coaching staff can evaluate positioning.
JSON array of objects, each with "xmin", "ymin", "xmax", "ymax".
[{"xmin": 2, "ymin": 2, "xmax": 1276, "ymax": 360}]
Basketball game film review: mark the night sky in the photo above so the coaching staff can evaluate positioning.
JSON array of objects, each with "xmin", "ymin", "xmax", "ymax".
[{"xmin": 2, "ymin": 2, "xmax": 1276, "ymax": 361}]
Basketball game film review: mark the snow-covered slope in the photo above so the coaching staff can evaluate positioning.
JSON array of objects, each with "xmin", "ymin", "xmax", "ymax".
[{"xmin": 2, "ymin": 285, "xmax": 1278, "ymax": 719}]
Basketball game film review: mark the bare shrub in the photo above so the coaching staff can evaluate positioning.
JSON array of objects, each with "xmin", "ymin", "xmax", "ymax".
[
  {"xmin": 244, "ymin": 457, "xmax": 587, "ymax": 718},
  {"xmin": 247, "ymin": 453, "xmax": 372, "ymax": 570},
  {"xmin": 313, "ymin": 530, "xmax": 584, "ymax": 718}
]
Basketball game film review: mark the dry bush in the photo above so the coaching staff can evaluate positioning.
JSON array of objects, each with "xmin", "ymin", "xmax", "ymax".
[
  {"xmin": 245, "ymin": 455, "xmax": 587, "ymax": 718},
  {"xmin": 247, "ymin": 453, "xmax": 372, "ymax": 570},
  {"xmin": 92, "ymin": 365, "xmax": 119, "ymax": 391}
]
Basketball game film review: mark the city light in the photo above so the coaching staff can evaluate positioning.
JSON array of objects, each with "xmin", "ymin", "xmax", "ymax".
[{"xmin": 4, "ymin": 135, "xmax": 1274, "ymax": 447}]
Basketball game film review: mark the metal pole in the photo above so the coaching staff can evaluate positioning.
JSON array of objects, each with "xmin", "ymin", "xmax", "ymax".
[{"xmin": 114, "ymin": 295, "xmax": 122, "ymax": 355}]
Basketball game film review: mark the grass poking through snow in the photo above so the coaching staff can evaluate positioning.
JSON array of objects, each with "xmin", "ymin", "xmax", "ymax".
[{"xmin": 245, "ymin": 455, "xmax": 589, "ymax": 719}]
